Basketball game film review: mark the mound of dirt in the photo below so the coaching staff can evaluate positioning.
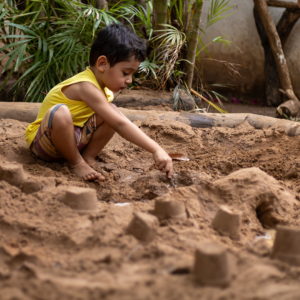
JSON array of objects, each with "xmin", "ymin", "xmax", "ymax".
[
  {"xmin": 156, "ymin": 167, "xmax": 300, "ymax": 242},
  {"xmin": 1, "ymin": 116, "xmax": 300, "ymax": 299}
]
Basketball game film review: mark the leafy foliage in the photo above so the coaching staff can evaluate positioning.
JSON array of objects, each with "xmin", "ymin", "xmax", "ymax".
[
  {"xmin": 0, "ymin": 0, "xmax": 136, "ymax": 102},
  {"xmin": 0, "ymin": 0, "xmax": 238, "ymax": 112}
]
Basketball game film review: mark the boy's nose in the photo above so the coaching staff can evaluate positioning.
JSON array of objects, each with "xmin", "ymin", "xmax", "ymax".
[{"xmin": 125, "ymin": 76, "xmax": 132, "ymax": 84}]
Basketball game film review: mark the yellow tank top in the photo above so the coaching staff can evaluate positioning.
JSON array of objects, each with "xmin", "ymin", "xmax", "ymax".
[{"xmin": 25, "ymin": 67, "xmax": 114, "ymax": 147}]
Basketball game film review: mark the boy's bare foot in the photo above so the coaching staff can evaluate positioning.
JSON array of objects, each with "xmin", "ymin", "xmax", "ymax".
[
  {"xmin": 69, "ymin": 160, "xmax": 105, "ymax": 182},
  {"xmin": 82, "ymin": 156, "xmax": 96, "ymax": 166},
  {"xmin": 82, "ymin": 156, "xmax": 103, "ymax": 173}
]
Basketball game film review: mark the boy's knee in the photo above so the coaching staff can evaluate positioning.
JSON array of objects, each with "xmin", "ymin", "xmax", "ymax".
[{"xmin": 52, "ymin": 105, "xmax": 72, "ymax": 125}]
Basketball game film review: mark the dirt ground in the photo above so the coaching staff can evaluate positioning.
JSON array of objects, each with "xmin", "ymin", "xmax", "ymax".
[{"xmin": 2, "ymin": 97, "xmax": 300, "ymax": 299}]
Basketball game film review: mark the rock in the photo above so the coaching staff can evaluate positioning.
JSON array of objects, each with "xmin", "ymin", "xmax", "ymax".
[
  {"xmin": 0, "ymin": 163, "xmax": 26, "ymax": 187},
  {"xmin": 62, "ymin": 187, "xmax": 98, "ymax": 214},
  {"xmin": 271, "ymin": 225, "xmax": 300, "ymax": 265},
  {"xmin": 127, "ymin": 212, "xmax": 159, "ymax": 242},
  {"xmin": 193, "ymin": 241, "xmax": 231, "ymax": 287},
  {"xmin": 212, "ymin": 205, "xmax": 241, "ymax": 240},
  {"xmin": 154, "ymin": 199, "xmax": 187, "ymax": 221}
]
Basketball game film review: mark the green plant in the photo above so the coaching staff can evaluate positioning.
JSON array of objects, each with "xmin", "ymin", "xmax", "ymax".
[
  {"xmin": 0, "ymin": 0, "xmax": 238, "ymax": 110},
  {"xmin": 0, "ymin": 0, "xmax": 137, "ymax": 102}
]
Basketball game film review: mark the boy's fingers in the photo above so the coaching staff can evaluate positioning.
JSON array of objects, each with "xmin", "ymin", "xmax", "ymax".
[
  {"xmin": 162, "ymin": 162, "xmax": 173, "ymax": 178},
  {"xmin": 168, "ymin": 162, "xmax": 174, "ymax": 177},
  {"xmin": 157, "ymin": 162, "xmax": 165, "ymax": 170}
]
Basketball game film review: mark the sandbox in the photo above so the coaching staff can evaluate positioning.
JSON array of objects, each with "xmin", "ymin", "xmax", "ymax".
[{"xmin": 1, "ymin": 107, "xmax": 300, "ymax": 300}]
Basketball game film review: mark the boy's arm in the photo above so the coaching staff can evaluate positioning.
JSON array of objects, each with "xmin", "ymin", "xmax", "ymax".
[
  {"xmin": 299, "ymin": 0, "xmax": 300, "ymax": 8},
  {"xmin": 78, "ymin": 82, "xmax": 173, "ymax": 177}
]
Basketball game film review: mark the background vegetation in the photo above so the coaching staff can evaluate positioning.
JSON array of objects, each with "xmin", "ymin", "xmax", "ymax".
[{"xmin": 0, "ymin": 0, "xmax": 236, "ymax": 111}]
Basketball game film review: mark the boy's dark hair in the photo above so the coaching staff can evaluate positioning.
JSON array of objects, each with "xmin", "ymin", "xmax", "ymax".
[{"xmin": 90, "ymin": 24, "xmax": 147, "ymax": 67}]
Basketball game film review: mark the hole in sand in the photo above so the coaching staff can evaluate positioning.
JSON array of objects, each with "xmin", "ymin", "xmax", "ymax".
[
  {"xmin": 255, "ymin": 197, "xmax": 276, "ymax": 229},
  {"xmin": 170, "ymin": 267, "xmax": 191, "ymax": 275}
]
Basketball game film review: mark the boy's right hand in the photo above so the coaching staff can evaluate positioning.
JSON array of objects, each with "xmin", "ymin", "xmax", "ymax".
[{"xmin": 153, "ymin": 148, "xmax": 173, "ymax": 178}]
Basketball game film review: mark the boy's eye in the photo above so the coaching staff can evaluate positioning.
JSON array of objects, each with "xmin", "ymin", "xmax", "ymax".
[{"xmin": 123, "ymin": 72, "xmax": 129, "ymax": 76}]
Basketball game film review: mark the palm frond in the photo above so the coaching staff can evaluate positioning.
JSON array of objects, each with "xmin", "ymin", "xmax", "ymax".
[
  {"xmin": 150, "ymin": 24, "xmax": 186, "ymax": 89},
  {"xmin": 0, "ymin": 0, "xmax": 142, "ymax": 102},
  {"xmin": 206, "ymin": 0, "xmax": 236, "ymax": 28},
  {"xmin": 191, "ymin": 88, "xmax": 228, "ymax": 113}
]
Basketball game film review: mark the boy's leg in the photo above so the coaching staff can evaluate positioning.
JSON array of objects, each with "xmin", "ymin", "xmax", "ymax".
[
  {"xmin": 51, "ymin": 105, "xmax": 104, "ymax": 181},
  {"xmin": 81, "ymin": 103, "xmax": 121, "ymax": 165}
]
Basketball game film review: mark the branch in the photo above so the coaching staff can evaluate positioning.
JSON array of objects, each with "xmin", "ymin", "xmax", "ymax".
[
  {"xmin": 277, "ymin": 8, "xmax": 300, "ymax": 47},
  {"xmin": 266, "ymin": 1, "xmax": 300, "ymax": 9},
  {"xmin": 254, "ymin": 0, "xmax": 299, "ymax": 104}
]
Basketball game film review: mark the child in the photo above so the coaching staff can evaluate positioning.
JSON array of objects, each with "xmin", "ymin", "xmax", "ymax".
[{"xmin": 25, "ymin": 24, "xmax": 173, "ymax": 182}]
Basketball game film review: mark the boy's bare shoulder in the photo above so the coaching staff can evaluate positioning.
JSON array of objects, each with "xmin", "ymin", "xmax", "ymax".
[{"xmin": 62, "ymin": 81, "xmax": 103, "ymax": 101}]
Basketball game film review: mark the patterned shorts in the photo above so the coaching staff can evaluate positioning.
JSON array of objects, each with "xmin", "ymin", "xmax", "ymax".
[{"xmin": 30, "ymin": 104, "xmax": 97, "ymax": 162}]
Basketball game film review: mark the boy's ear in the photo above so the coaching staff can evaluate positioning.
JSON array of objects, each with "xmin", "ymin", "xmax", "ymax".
[{"xmin": 96, "ymin": 55, "xmax": 109, "ymax": 72}]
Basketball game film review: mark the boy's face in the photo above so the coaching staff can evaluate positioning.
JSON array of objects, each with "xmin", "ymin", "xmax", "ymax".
[{"xmin": 101, "ymin": 56, "xmax": 140, "ymax": 93}]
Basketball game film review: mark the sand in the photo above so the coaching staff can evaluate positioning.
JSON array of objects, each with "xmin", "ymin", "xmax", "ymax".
[{"xmin": 1, "ymin": 114, "xmax": 300, "ymax": 299}]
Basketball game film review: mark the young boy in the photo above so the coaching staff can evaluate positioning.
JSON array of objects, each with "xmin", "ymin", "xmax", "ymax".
[{"xmin": 25, "ymin": 24, "xmax": 173, "ymax": 182}]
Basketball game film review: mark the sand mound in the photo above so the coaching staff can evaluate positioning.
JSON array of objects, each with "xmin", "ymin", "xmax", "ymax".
[{"xmin": 158, "ymin": 167, "xmax": 300, "ymax": 241}]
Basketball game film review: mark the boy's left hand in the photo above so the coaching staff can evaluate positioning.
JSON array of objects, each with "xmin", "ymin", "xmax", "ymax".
[{"xmin": 153, "ymin": 149, "xmax": 173, "ymax": 178}]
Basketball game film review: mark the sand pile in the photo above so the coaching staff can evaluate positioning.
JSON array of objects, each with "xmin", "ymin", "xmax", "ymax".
[{"xmin": 1, "ymin": 116, "xmax": 300, "ymax": 299}]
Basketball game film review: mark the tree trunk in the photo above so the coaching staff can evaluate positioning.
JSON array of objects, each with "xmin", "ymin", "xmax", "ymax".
[
  {"xmin": 253, "ymin": 7, "xmax": 282, "ymax": 107},
  {"xmin": 155, "ymin": 0, "xmax": 168, "ymax": 29},
  {"xmin": 2, "ymin": 102, "xmax": 300, "ymax": 137},
  {"xmin": 185, "ymin": 0, "xmax": 204, "ymax": 90},
  {"xmin": 182, "ymin": 0, "xmax": 190, "ymax": 33},
  {"xmin": 254, "ymin": 4, "xmax": 300, "ymax": 108},
  {"xmin": 276, "ymin": 8, "xmax": 300, "ymax": 48},
  {"xmin": 95, "ymin": 0, "xmax": 108, "ymax": 10},
  {"xmin": 253, "ymin": 0, "xmax": 299, "ymax": 117}
]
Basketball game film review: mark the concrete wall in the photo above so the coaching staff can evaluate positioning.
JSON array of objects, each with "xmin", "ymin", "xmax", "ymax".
[{"xmin": 199, "ymin": 0, "xmax": 300, "ymax": 99}]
